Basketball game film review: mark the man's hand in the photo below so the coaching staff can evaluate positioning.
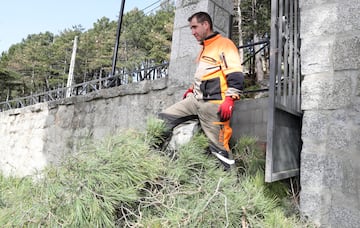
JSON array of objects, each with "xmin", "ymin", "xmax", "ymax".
[
  {"xmin": 182, "ymin": 85, "xmax": 194, "ymax": 99},
  {"xmin": 217, "ymin": 96, "xmax": 234, "ymax": 121}
]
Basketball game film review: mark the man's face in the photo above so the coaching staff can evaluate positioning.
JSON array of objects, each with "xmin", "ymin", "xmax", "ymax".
[{"xmin": 189, "ymin": 17, "xmax": 209, "ymax": 42}]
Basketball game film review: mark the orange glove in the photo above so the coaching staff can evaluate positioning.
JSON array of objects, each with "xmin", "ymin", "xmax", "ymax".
[
  {"xmin": 182, "ymin": 85, "xmax": 194, "ymax": 99},
  {"xmin": 217, "ymin": 96, "xmax": 234, "ymax": 121}
]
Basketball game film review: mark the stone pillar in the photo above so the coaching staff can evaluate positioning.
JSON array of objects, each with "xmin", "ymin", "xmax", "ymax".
[
  {"xmin": 300, "ymin": 0, "xmax": 360, "ymax": 227},
  {"xmin": 168, "ymin": 0, "xmax": 234, "ymax": 85}
]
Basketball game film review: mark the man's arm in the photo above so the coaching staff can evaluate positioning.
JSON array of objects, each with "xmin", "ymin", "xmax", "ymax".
[{"xmin": 221, "ymin": 40, "xmax": 244, "ymax": 99}]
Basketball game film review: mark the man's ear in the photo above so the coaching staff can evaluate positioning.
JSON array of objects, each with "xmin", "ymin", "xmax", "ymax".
[{"xmin": 203, "ymin": 21, "xmax": 210, "ymax": 30}]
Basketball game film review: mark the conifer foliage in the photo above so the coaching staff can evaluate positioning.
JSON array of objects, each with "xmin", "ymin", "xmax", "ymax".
[
  {"xmin": 0, "ymin": 2, "xmax": 175, "ymax": 102},
  {"xmin": 0, "ymin": 118, "xmax": 313, "ymax": 227}
]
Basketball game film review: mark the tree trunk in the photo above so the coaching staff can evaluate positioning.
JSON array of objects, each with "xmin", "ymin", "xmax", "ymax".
[
  {"xmin": 252, "ymin": 0, "xmax": 264, "ymax": 82},
  {"xmin": 253, "ymin": 34, "xmax": 264, "ymax": 82},
  {"xmin": 6, "ymin": 88, "xmax": 10, "ymax": 101},
  {"xmin": 237, "ymin": 0, "xmax": 244, "ymax": 69}
]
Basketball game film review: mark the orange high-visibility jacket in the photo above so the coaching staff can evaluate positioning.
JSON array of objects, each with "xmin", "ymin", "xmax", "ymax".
[{"xmin": 193, "ymin": 32, "xmax": 244, "ymax": 104}]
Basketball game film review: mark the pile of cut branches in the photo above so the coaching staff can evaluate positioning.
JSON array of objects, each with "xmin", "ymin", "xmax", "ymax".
[{"xmin": 0, "ymin": 118, "xmax": 313, "ymax": 227}]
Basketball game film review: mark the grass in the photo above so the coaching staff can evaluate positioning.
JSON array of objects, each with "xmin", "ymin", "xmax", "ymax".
[{"xmin": 0, "ymin": 117, "xmax": 314, "ymax": 227}]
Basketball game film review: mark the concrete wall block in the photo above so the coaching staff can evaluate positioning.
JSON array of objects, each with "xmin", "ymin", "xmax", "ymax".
[
  {"xmin": 43, "ymin": 132, "xmax": 74, "ymax": 164},
  {"xmin": 90, "ymin": 99, "xmax": 106, "ymax": 123},
  {"xmin": 213, "ymin": 5, "xmax": 231, "ymax": 35},
  {"xmin": 178, "ymin": 0, "xmax": 202, "ymax": 8},
  {"xmin": 300, "ymin": 151, "xmax": 359, "ymax": 225},
  {"xmin": 356, "ymin": 74, "xmax": 360, "ymax": 96},
  {"xmin": 328, "ymin": 204, "xmax": 360, "ymax": 228},
  {"xmin": 300, "ymin": 37, "xmax": 334, "ymax": 75},
  {"xmin": 236, "ymin": 98, "xmax": 268, "ymax": 110},
  {"xmin": 320, "ymin": 153, "xmax": 358, "ymax": 194},
  {"xmin": 170, "ymin": 29, "xmax": 181, "ymax": 60},
  {"xmin": 169, "ymin": 20, "xmax": 199, "ymax": 85},
  {"xmin": 301, "ymin": 73, "xmax": 352, "ymax": 110},
  {"xmin": 335, "ymin": 0, "xmax": 360, "ymax": 32},
  {"xmin": 302, "ymin": 108, "xmax": 354, "ymax": 152},
  {"xmin": 0, "ymin": 130, "xmax": 47, "ymax": 177},
  {"xmin": 178, "ymin": 27, "xmax": 201, "ymax": 58},
  {"xmin": 301, "ymin": 142, "xmax": 359, "ymax": 193},
  {"xmin": 301, "ymin": 1, "xmax": 360, "ymax": 37},
  {"xmin": 300, "ymin": 4, "xmax": 338, "ymax": 38},
  {"xmin": 333, "ymin": 36, "xmax": 360, "ymax": 71},
  {"xmin": 337, "ymin": 158, "xmax": 360, "ymax": 198},
  {"xmin": 326, "ymin": 118, "xmax": 351, "ymax": 151},
  {"xmin": 301, "ymin": 151, "xmax": 328, "ymax": 188},
  {"xmin": 300, "ymin": 0, "xmax": 336, "ymax": 9},
  {"xmin": 231, "ymin": 98, "xmax": 268, "ymax": 142},
  {"xmin": 299, "ymin": 188, "xmax": 331, "ymax": 227},
  {"xmin": 173, "ymin": 1, "xmax": 208, "ymax": 29},
  {"xmin": 54, "ymin": 105, "xmax": 74, "ymax": 128},
  {"xmin": 44, "ymin": 114, "xmax": 55, "ymax": 128},
  {"xmin": 169, "ymin": 56, "xmax": 197, "ymax": 83},
  {"xmin": 347, "ymin": 71, "xmax": 359, "ymax": 99},
  {"xmin": 301, "ymin": 110, "xmax": 329, "ymax": 140},
  {"xmin": 253, "ymin": 109, "xmax": 264, "ymax": 124},
  {"xmin": 210, "ymin": 0, "xmax": 233, "ymax": 13},
  {"xmin": 0, "ymin": 150, "xmax": 47, "ymax": 177},
  {"xmin": 262, "ymin": 108, "xmax": 268, "ymax": 123},
  {"xmin": 350, "ymin": 114, "xmax": 360, "ymax": 156},
  {"xmin": 301, "ymin": 130, "xmax": 360, "ymax": 227},
  {"xmin": 253, "ymin": 123, "xmax": 267, "ymax": 141}
]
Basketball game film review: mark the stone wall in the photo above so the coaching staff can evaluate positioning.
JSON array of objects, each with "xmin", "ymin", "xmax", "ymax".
[
  {"xmin": 0, "ymin": 0, "xmax": 240, "ymax": 177},
  {"xmin": 299, "ymin": 0, "xmax": 360, "ymax": 226},
  {"xmin": 0, "ymin": 103, "xmax": 49, "ymax": 177},
  {"xmin": 0, "ymin": 79, "xmax": 181, "ymax": 176},
  {"xmin": 231, "ymin": 98, "xmax": 268, "ymax": 143},
  {"xmin": 0, "ymin": 76, "xmax": 268, "ymax": 177}
]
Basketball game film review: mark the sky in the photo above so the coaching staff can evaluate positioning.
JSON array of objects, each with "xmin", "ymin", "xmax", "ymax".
[{"xmin": 0, "ymin": 0, "xmax": 162, "ymax": 53}]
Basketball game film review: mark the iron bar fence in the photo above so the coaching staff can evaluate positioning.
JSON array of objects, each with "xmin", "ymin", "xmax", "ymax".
[
  {"xmin": 0, "ymin": 40, "xmax": 271, "ymax": 113},
  {"xmin": 0, "ymin": 63, "xmax": 169, "ymax": 112},
  {"xmin": 239, "ymin": 39, "xmax": 270, "ymax": 78},
  {"xmin": 239, "ymin": 39, "xmax": 270, "ymax": 65}
]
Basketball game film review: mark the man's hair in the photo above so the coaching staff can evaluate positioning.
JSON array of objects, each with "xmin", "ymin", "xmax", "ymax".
[{"xmin": 188, "ymin": 11, "xmax": 213, "ymax": 31}]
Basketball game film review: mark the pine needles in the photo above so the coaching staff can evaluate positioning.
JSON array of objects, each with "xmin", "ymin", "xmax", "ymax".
[
  {"xmin": 0, "ymin": 129, "xmax": 166, "ymax": 227},
  {"xmin": 0, "ymin": 118, "xmax": 313, "ymax": 227}
]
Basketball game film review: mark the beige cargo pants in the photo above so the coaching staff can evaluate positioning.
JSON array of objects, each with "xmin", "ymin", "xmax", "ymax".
[{"xmin": 159, "ymin": 94, "xmax": 232, "ymax": 153}]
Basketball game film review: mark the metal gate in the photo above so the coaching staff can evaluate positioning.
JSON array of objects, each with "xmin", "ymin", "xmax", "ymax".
[{"xmin": 265, "ymin": 0, "xmax": 302, "ymax": 182}]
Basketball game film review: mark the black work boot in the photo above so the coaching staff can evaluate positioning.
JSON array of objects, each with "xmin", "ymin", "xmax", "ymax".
[{"xmin": 211, "ymin": 150, "xmax": 234, "ymax": 171}]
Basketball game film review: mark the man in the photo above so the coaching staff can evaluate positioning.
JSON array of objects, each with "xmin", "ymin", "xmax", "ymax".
[{"xmin": 159, "ymin": 11, "xmax": 244, "ymax": 169}]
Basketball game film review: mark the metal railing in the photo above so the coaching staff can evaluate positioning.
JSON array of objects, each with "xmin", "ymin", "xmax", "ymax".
[
  {"xmin": 1, "ymin": 38, "xmax": 272, "ymax": 113},
  {"xmin": 0, "ymin": 63, "xmax": 169, "ymax": 112},
  {"xmin": 239, "ymin": 39, "xmax": 270, "ymax": 74},
  {"xmin": 238, "ymin": 39, "xmax": 271, "ymax": 96}
]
